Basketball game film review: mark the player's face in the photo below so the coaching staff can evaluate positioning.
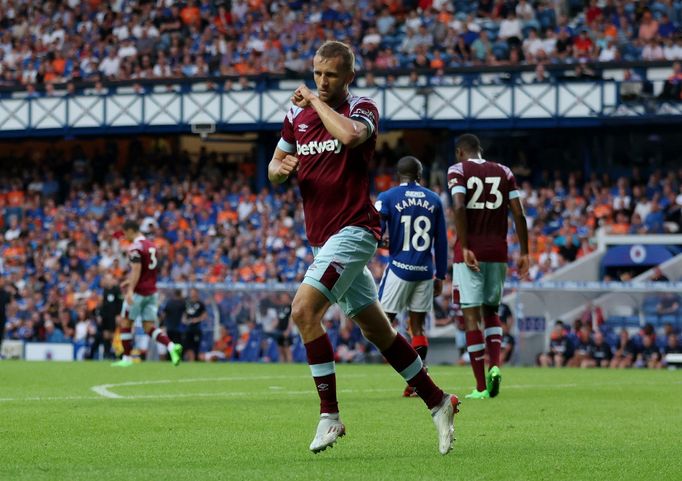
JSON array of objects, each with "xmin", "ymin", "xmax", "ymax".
[
  {"xmin": 312, "ymin": 55, "xmax": 353, "ymax": 105},
  {"xmin": 123, "ymin": 229, "xmax": 135, "ymax": 242}
]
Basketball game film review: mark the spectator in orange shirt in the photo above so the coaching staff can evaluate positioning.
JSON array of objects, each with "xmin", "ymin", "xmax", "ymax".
[
  {"xmin": 52, "ymin": 51, "xmax": 66, "ymax": 76},
  {"xmin": 573, "ymin": 29, "xmax": 595, "ymax": 59},
  {"xmin": 374, "ymin": 172, "xmax": 393, "ymax": 192},
  {"xmin": 205, "ymin": 326, "xmax": 234, "ymax": 362},
  {"xmin": 180, "ymin": 3, "xmax": 200, "ymax": 26},
  {"xmin": 610, "ymin": 212, "xmax": 630, "ymax": 234},
  {"xmin": 6, "ymin": 183, "xmax": 25, "ymax": 206},
  {"xmin": 430, "ymin": 50, "xmax": 445, "ymax": 69},
  {"xmin": 214, "ymin": 5, "xmax": 232, "ymax": 35}
]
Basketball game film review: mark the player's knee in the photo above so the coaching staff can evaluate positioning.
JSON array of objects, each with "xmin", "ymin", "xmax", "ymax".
[{"xmin": 290, "ymin": 298, "xmax": 314, "ymax": 328}]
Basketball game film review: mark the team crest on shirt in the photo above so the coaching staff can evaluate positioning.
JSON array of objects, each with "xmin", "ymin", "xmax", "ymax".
[{"xmin": 298, "ymin": 123, "xmax": 309, "ymax": 132}]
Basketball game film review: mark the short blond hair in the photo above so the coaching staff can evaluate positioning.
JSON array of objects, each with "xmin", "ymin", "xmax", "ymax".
[{"xmin": 315, "ymin": 41, "xmax": 355, "ymax": 74}]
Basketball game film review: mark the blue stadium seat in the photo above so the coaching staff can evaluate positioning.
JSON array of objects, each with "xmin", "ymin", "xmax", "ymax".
[
  {"xmin": 485, "ymin": 27, "xmax": 499, "ymax": 42},
  {"xmin": 292, "ymin": 335, "xmax": 307, "ymax": 363},
  {"xmin": 241, "ymin": 330, "xmax": 263, "ymax": 362},
  {"xmin": 492, "ymin": 42, "xmax": 509, "ymax": 61},
  {"xmin": 651, "ymin": 2, "xmax": 671, "ymax": 19},
  {"xmin": 522, "ymin": 21, "xmax": 541, "ymax": 38},
  {"xmin": 263, "ymin": 338, "xmax": 279, "ymax": 363},
  {"xmin": 605, "ymin": 316, "xmax": 641, "ymax": 330}
]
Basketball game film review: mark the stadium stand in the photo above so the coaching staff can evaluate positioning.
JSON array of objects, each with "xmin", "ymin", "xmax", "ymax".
[
  {"xmin": 0, "ymin": 134, "xmax": 680, "ymax": 363},
  {"xmin": 0, "ymin": 0, "xmax": 681, "ymax": 94}
]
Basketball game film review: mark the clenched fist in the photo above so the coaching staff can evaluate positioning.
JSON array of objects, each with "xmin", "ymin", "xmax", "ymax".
[
  {"xmin": 292, "ymin": 84, "xmax": 315, "ymax": 108},
  {"xmin": 277, "ymin": 154, "xmax": 299, "ymax": 178}
]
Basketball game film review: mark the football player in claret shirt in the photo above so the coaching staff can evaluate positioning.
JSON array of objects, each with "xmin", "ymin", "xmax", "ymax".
[
  {"xmin": 448, "ymin": 134, "xmax": 530, "ymax": 399},
  {"xmin": 374, "ymin": 156, "xmax": 448, "ymax": 397},
  {"xmin": 112, "ymin": 220, "xmax": 182, "ymax": 367},
  {"xmin": 268, "ymin": 41, "xmax": 459, "ymax": 455}
]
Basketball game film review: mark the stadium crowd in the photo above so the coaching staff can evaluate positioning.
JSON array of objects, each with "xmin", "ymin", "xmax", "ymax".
[
  {"xmin": 539, "ymin": 317, "xmax": 681, "ymax": 368},
  {"xmin": 1, "ymin": 0, "xmax": 682, "ymax": 91},
  {"xmin": 0, "ymin": 140, "xmax": 680, "ymax": 362}
]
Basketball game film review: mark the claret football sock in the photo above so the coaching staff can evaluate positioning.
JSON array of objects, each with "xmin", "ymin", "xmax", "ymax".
[
  {"xmin": 484, "ymin": 315, "xmax": 503, "ymax": 368},
  {"xmin": 146, "ymin": 326, "xmax": 171, "ymax": 347},
  {"xmin": 305, "ymin": 334, "xmax": 338, "ymax": 414},
  {"xmin": 466, "ymin": 330, "xmax": 487, "ymax": 392},
  {"xmin": 382, "ymin": 334, "xmax": 443, "ymax": 410},
  {"xmin": 120, "ymin": 326, "xmax": 133, "ymax": 356}
]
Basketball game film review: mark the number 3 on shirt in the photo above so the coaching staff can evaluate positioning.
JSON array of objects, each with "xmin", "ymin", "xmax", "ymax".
[
  {"xmin": 466, "ymin": 176, "xmax": 503, "ymax": 210},
  {"xmin": 148, "ymin": 247, "xmax": 158, "ymax": 270}
]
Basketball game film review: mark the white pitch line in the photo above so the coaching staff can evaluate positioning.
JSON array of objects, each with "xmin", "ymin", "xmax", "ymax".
[
  {"xmin": 0, "ymin": 395, "xmax": 103, "ymax": 402},
  {"xmin": 0, "ymin": 377, "xmax": 676, "ymax": 403},
  {"xmin": 89, "ymin": 373, "xmax": 377, "ymax": 399}
]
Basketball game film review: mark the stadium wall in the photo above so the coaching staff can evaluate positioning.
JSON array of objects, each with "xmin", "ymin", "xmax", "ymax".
[{"xmin": 5, "ymin": 80, "xmax": 682, "ymax": 138}]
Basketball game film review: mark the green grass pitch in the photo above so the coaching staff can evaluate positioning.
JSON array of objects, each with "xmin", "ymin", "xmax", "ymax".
[{"xmin": 1, "ymin": 362, "xmax": 680, "ymax": 481}]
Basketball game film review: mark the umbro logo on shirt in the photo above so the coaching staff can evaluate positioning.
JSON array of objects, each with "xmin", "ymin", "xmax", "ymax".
[{"xmin": 298, "ymin": 123, "xmax": 309, "ymax": 132}]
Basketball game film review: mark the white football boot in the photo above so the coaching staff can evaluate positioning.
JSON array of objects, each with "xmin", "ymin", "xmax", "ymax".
[
  {"xmin": 309, "ymin": 413, "xmax": 346, "ymax": 453},
  {"xmin": 431, "ymin": 394, "xmax": 460, "ymax": 455}
]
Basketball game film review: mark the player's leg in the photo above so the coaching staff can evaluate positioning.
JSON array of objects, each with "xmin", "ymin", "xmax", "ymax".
[
  {"xmin": 377, "ymin": 268, "xmax": 407, "ymax": 330},
  {"xmin": 342, "ymin": 253, "xmax": 443, "ymax": 405},
  {"xmin": 346, "ymin": 269, "xmax": 459, "ymax": 455},
  {"xmin": 102, "ymin": 328, "xmax": 114, "ymax": 359},
  {"xmin": 408, "ymin": 277, "xmax": 433, "ymax": 363},
  {"xmin": 184, "ymin": 325, "xmax": 203, "ymax": 362},
  {"xmin": 581, "ymin": 357, "xmax": 596, "ymax": 368},
  {"xmin": 143, "ymin": 319, "xmax": 182, "ymax": 366},
  {"xmin": 395, "ymin": 311, "xmax": 427, "ymax": 398},
  {"xmin": 554, "ymin": 353, "xmax": 566, "ymax": 367},
  {"xmin": 482, "ymin": 303, "xmax": 503, "ymax": 370},
  {"xmin": 296, "ymin": 229, "xmax": 377, "ymax": 453},
  {"xmin": 291, "ymin": 283, "xmax": 342, "ymax": 453},
  {"xmin": 454, "ymin": 263, "xmax": 487, "ymax": 398},
  {"xmin": 402, "ymin": 278, "xmax": 432, "ymax": 397},
  {"xmin": 276, "ymin": 334, "xmax": 289, "ymax": 363},
  {"xmin": 377, "ymin": 268, "xmax": 417, "ymax": 396},
  {"xmin": 141, "ymin": 294, "xmax": 182, "ymax": 366},
  {"xmin": 330, "ymin": 227, "xmax": 458, "ymax": 454},
  {"xmin": 352, "ymin": 300, "xmax": 459, "ymax": 455},
  {"xmin": 481, "ymin": 262, "xmax": 507, "ymax": 397},
  {"xmin": 407, "ymin": 313, "xmax": 429, "ymax": 360},
  {"xmin": 112, "ymin": 301, "xmax": 136, "ymax": 366},
  {"xmin": 538, "ymin": 352, "xmax": 552, "ymax": 367}
]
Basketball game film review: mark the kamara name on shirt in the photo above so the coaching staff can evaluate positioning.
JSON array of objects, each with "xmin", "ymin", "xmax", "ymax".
[{"xmin": 394, "ymin": 197, "xmax": 436, "ymax": 213}]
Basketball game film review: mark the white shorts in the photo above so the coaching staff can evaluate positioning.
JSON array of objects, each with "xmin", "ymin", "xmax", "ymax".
[{"xmin": 378, "ymin": 268, "xmax": 433, "ymax": 314}]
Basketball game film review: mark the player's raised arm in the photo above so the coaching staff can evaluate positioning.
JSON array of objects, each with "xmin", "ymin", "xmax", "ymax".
[
  {"xmin": 297, "ymin": 87, "xmax": 371, "ymax": 148},
  {"xmin": 510, "ymin": 197, "xmax": 530, "ymax": 278},
  {"xmin": 291, "ymin": 42, "xmax": 377, "ymax": 149},
  {"xmin": 268, "ymin": 147, "xmax": 299, "ymax": 185}
]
